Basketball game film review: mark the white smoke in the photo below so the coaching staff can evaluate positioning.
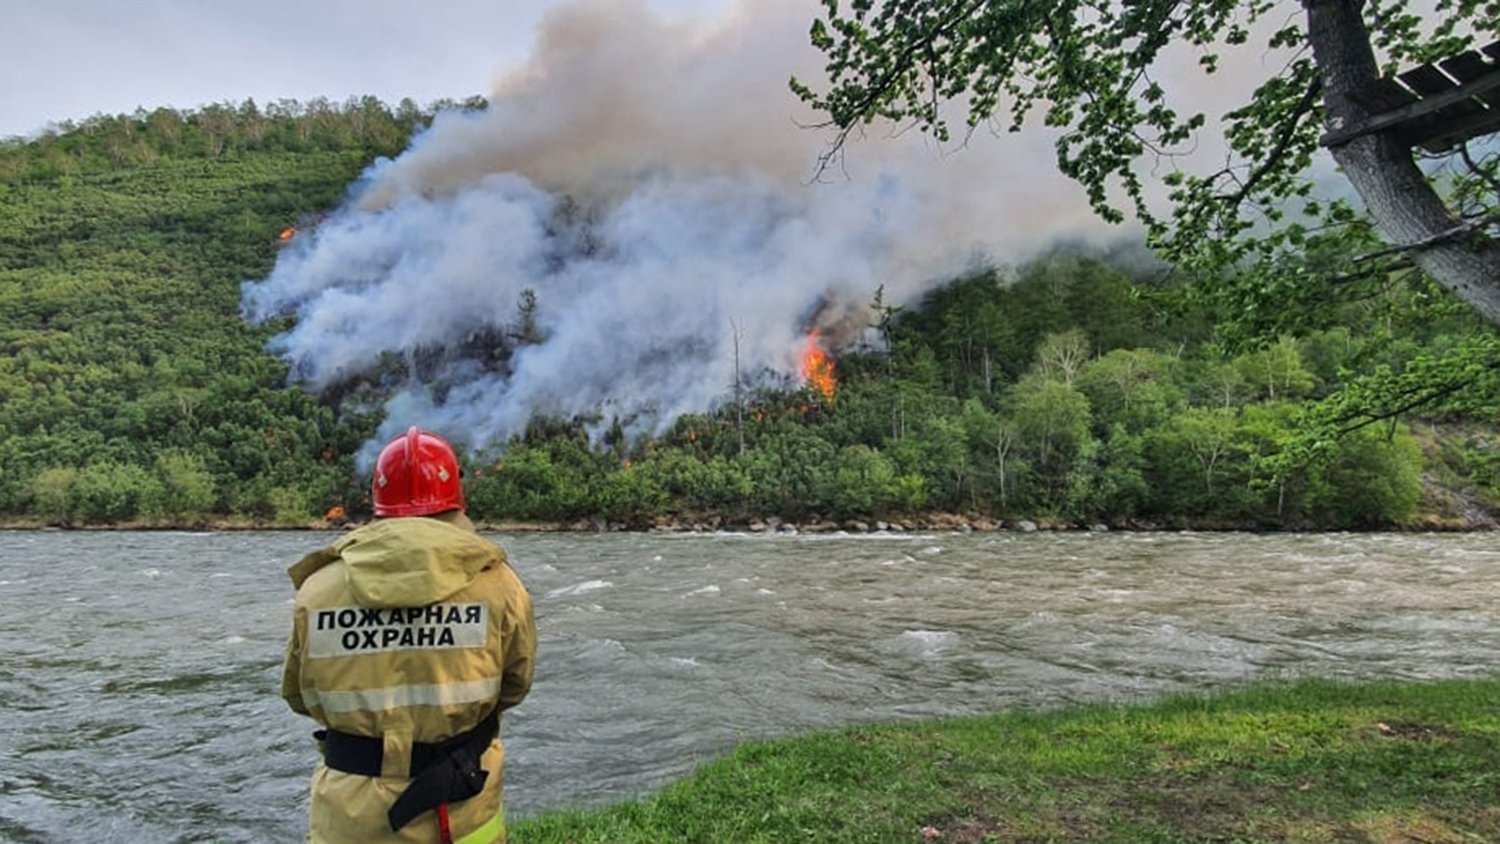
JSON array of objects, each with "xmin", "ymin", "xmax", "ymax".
[{"xmin": 241, "ymin": 0, "xmax": 1119, "ymax": 456}]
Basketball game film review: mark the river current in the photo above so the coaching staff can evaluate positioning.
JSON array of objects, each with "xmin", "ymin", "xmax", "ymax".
[{"xmin": 2, "ymin": 529, "xmax": 1498, "ymax": 842}]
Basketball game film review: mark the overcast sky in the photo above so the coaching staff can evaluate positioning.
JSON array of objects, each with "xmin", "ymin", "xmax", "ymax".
[{"xmin": 0, "ymin": 0, "xmax": 736, "ymax": 139}]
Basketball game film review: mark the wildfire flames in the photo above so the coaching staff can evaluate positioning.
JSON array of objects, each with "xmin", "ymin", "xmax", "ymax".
[
  {"xmin": 801, "ymin": 330, "xmax": 836, "ymax": 402},
  {"xmin": 277, "ymin": 227, "xmax": 297, "ymax": 242}
]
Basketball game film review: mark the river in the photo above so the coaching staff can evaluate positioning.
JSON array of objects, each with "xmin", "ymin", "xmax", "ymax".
[{"xmin": 2, "ymin": 529, "xmax": 1498, "ymax": 842}]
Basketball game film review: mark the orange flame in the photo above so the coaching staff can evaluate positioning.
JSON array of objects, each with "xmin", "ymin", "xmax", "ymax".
[
  {"xmin": 278, "ymin": 226, "xmax": 297, "ymax": 242},
  {"xmin": 801, "ymin": 330, "xmax": 836, "ymax": 402},
  {"xmin": 323, "ymin": 505, "xmax": 346, "ymax": 522}
]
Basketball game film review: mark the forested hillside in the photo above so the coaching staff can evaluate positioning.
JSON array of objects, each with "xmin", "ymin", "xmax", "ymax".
[
  {"xmin": 2, "ymin": 99, "xmax": 1498, "ymax": 529},
  {"xmin": 0, "ymin": 100, "xmax": 418, "ymax": 523}
]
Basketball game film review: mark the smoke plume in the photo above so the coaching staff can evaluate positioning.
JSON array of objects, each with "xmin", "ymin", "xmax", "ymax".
[{"xmin": 241, "ymin": 0, "xmax": 1117, "ymax": 458}]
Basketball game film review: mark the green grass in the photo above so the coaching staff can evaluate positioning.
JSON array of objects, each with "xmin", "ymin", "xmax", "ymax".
[{"xmin": 511, "ymin": 676, "xmax": 1500, "ymax": 843}]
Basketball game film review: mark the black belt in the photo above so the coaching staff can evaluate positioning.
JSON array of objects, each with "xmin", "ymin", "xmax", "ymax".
[{"xmin": 315, "ymin": 706, "xmax": 499, "ymax": 832}]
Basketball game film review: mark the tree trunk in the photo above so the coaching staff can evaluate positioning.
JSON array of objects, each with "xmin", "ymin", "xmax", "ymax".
[{"xmin": 1305, "ymin": 0, "xmax": 1500, "ymax": 325}]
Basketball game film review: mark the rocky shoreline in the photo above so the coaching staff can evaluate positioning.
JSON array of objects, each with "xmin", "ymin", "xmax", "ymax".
[
  {"xmin": 522, "ymin": 509, "xmax": 1495, "ymax": 535},
  {"xmin": 4, "ymin": 504, "xmax": 1495, "ymax": 534},
  {"xmin": 545, "ymin": 513, "xmax": 1065, "ymax": 535}
]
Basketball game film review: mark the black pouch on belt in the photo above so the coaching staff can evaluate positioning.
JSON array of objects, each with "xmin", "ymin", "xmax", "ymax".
[
  {"xmin": 386, "ymin": 743, "xmax": 489, "ymax": 832},
  {"xmin": 387, "ymin": 707, "xmax": 500, "ymax": 832},
  {"xmin": 313, "ymin": 707, "xmax": 500, "ymax": 832}
]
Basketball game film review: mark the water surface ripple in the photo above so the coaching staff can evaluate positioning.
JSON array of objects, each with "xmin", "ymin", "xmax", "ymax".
[{"xmin": 2, "ymin": 529, "xmax": 1498, "ymax": 842}]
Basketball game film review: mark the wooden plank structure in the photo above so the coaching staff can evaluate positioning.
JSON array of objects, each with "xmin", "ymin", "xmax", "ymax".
[{"xmin": 1322, "ymin": 40, "xmax": 1500, "ymax": 152}]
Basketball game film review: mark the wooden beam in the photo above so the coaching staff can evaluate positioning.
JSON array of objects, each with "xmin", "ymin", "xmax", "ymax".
[
  {"xmin": 1411, "ymin": 112, "xmax": 1500, "ymax": 153},
  {"xmin": 1323, "ymin": 66, "xmax": 1500, "ymax": 148},
  {"xmin": 1350, "ymin": 78, "xmax": 1417, "ymax": 112},
  {"xmin": 1400, "ymin": 65, "xmax": 1459, "ymax": 98},
  {"xmin": 1443, "ymin": 52, "xmax": 1496, "ymax": 86},
  {"xmin": 1443, "ymin": 53, "xmax": 1500, "ymax": 108}
]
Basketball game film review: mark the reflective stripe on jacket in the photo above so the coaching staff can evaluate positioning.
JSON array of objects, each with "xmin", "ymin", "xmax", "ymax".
[{"xmin": 282, "ymin": 512, "xmax": 536, "ymax": 844}]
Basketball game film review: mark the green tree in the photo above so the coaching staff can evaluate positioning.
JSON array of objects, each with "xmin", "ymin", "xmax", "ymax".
[
  {"xmin": 1005, "ymin": 374, "xmax": 1095, "ymax": 508},
  {"xmin": 1179, "ymin": 355, "xmax": 1253, "ymax": 410},
  {"xmin": 74, "ymin": 461, "xmax": 162, "ymax": 523},
  {"xmin": 1143, "ymin": 406, "xmax": 1261, "ymax": 520},
  {"xmin": 1087, "ymin": 425, "xmax": 1151, "ymax": 520},
  {"xmin": 1233, "ymin": 337, "xmax": 1317, "ymax": 402},
  {"xmin": 1077, "ymin": 348, "xmax": 1183, "ymax": 433},
  {"xmin": 591, "ymin": 466, "xmax": 668, "ymax": 524},
  {"xmin": 1172, "ymin": 407, "xmax": 1240, "ymax": 497},
  {"xmin": 828, "ymin": 444, "xmax": 902, "ymax": 517},
  {"xmin": 31, "ymin": 466, "xmax": 79, "ymax": 523},
  {"xmin": 1306, "ymin": 423, "xmax": 1423, "ymax": 527},
  {"xmin": 156, "ymin": 449, "xmax": 217, "ymax": 519},
  {"xmin": 1034, "ymin": 330, "xmax": 1091, "ymax": 387}
]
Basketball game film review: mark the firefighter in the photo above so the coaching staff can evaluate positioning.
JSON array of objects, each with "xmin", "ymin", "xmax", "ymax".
[{"xmin": 282, "ymin": 427, "xmax": 536, "ymax": 844}]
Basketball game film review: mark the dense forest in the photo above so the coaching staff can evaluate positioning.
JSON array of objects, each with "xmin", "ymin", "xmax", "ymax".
[{"xmin": 3, "ymin": 98, "xmax": 1499, "ymax": 530}]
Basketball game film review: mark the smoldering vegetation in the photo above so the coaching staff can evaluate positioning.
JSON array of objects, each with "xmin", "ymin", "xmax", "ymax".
[{"xmin": 240, "ymin": 0, "xmax": 1118, "ymax": 456}]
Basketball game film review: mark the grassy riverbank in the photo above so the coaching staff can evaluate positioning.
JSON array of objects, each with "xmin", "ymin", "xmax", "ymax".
[{"xmin": 512, "ymin": 676, "xmax": 1500, "ymax": 843}]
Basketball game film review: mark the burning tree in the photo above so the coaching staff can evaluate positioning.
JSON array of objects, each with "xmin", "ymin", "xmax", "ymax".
[{"xmin": 801, "ymin": 330, "xmax": 838, "ymax": 402}]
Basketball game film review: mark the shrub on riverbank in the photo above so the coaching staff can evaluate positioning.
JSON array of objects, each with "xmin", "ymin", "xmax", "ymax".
[{"xmin": 512, "ymin": 676, "xmax": 1500, "ymax": 843}]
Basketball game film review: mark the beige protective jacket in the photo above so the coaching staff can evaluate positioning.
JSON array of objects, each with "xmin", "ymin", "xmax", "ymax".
[{"xmin": 282, "ymin": 512, "xmax": 536, "ymax": 844}]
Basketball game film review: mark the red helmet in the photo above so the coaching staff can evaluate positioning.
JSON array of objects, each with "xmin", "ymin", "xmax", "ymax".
[{"xmin": 372, "ymin": 427, "xmax": 467, "ymax": 517}]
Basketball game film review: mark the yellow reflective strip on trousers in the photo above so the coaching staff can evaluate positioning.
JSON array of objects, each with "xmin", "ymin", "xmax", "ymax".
[{"xmin": 454, "ymin": 807, "xmax": 504, "ymax": 844}]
